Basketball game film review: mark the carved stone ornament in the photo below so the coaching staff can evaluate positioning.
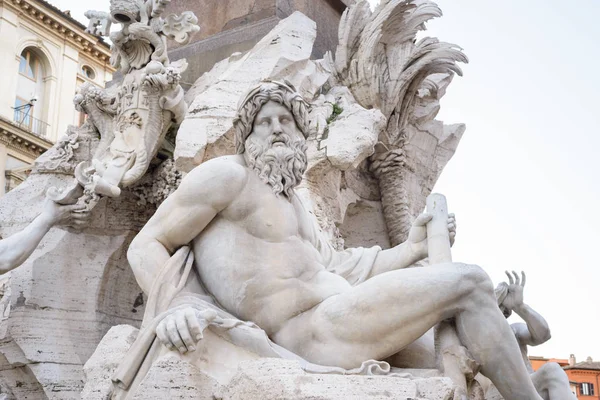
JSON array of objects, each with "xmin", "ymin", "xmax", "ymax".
[
  {"xmin": 162, "ymin": 11, "xmax": 201, "ymax": 44},
  {"xmin": 84, "ymin": 10, "xmax": 112, "ymax": 37},
  {"xmin": 45, "ymin": 1, "xmax": 198, "ymax": 213}
]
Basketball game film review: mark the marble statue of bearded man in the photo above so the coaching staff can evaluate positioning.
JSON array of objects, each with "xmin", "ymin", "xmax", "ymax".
[{"xmin": 117, "ymin": 81, "xmax": 546, "ymax": 400}]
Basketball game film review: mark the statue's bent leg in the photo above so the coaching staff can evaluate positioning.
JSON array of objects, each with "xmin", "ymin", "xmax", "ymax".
[
  {"xmin": 273, "ymin": 262, "xmax": 542, "ymax": 400},
  {"xmin": 531, "ymin": 363, "xmax": 576, "ymax": 400}
]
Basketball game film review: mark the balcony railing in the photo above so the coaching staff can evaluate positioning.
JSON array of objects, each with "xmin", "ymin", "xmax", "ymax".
[{"xmin": 13, "ymin": 109, "xmax": 50, "ymax": 140}]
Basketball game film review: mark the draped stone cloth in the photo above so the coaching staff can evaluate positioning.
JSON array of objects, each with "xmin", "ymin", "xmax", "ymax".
[{"xmin": 111, "ymin": 209, "xmax": 387, "ymax": 399}]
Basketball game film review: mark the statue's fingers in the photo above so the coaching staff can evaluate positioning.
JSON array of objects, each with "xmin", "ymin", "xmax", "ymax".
[
  {"xmin": 70, "ymin": 212, "xmax": 89, "ymax": 220},
  {"xmin": 505, "ymin": 271, "xmax": 514, "ymax": 284},
  {"xmin": 449, "ymin": 231, "xmax": 456, "ymax": 246},
  {"xmin": 176, "ymin": 313, "xmax": 194, "ymax": 352},
  {"xmin": 447, "ymin": 222, "xmax": 456, "ymax": 232},
  {"xmin": 512, "ymin": 271, "xmax": 520, "ymax": 285},
  {"xmin": 414, "ymin": 213, "xmax": 433, "ymax": 227},
  {"xmin": 521, "ymin": 271, "xmax": 526, "ymax": 287},
  {"xmin": 65, "ymin": 204, "xmax": 86, "ymax": 212},
  {"xmin": 156, "ymin": 321, "xmax": 174, "ymax": 350},
  {"xmin": 70, "ymin": 220, "xmax": 87, "ymax": 227},
  {"xmin": 186, "ymin": 309, "xmax": 203, "ymax": 342},
  {"xmin": 166, "ymin": 318, "xmax": 185, "ymax": 353}
]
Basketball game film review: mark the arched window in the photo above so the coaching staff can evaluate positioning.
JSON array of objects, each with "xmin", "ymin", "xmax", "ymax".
[
  {"xmin": 18, "ymin": 49, "xmax": 40, "ymax": 80},
  {"xmin": 14, "ymin": 48, "xmax": 49, "ymax": 138},
  {"xmin": 81, "ymin": 65, "xmax": 96, "ymax": 80}
]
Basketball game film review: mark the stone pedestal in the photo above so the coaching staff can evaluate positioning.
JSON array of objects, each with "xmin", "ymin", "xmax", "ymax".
[
  {"xmin": 83, "ymin": 325, "xmax": 456, "ymax": 400},
  {"xmin": 165, "ymin": 0, "xmax": 352, "ymax": 88}
]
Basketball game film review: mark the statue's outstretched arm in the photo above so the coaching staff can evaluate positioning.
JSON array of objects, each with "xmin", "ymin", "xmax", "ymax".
[
  {"xmin": 0, "ymin": 200, "xmax": 87, "ymax": 273},
  {"xmin": 127, "ymin": 157, "xmax": 247, "ymax": 293}
]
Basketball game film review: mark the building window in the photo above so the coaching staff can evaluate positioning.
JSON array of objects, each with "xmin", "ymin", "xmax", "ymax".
[
  {"xmin": 81, "ymin": 65, "xmax": 96, "ymax": 80},
  {"xmin": 19, "ymin": 50, "xmax": 39, "ymax": 80},
  {"xmin": 581, "ymin": 383, "xmax": 595, "ymax": 396}
]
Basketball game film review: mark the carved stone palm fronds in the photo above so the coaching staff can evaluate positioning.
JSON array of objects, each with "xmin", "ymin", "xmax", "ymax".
[
  {"xmin": 382, "ymin": 38, "xmax": 466, "ymax": 146},
  {"xmin": 333, "ymin": 0, "xmax": 467, "ymax": 246},
  {"xmin": 335, "ymin": 0, "xmax": 466, "ymax": 121}
]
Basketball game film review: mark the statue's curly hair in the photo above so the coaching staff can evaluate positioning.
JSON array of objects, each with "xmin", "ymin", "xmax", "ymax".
[{"xmin": 233, "ymin": 80, "xmax": 309, "ymax": 154}]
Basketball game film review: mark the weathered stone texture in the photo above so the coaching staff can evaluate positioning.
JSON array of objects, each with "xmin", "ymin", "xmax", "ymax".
[
  {"xmin": 0, "ymin": 129, "xmax": 151, "ymax": 398},
  {"xmin": 81, "ymin": 325, "xmax": 139, "ymax": 400},
  {"xmin": 166, "ymin": 0, "xmax": 348, "ymax": 87}
]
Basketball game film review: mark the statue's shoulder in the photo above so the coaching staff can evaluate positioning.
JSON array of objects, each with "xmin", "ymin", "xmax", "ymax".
[
  {"xmin": 188, "ymin": 154, "xmax": 246, "ymax": 175},
  {"xmin": 179, "ymin": 155, "xmax": 249, "ymax": 201}
]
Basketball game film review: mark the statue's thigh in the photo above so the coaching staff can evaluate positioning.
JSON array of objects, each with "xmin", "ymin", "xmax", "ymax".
[{"xmin": 274, "ymin": 266, "xmax": 472, "ymax": 369}]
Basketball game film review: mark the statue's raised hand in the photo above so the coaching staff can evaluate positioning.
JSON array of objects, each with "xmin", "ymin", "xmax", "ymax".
[
  {"xmin": 156, "ymin": 307, "xmax": 217, "ymax": 353},
  {"xmin": 501, "ymin": 271, "xmax": 526, "ymax": 311},
  {"xmin": 408, "ymin": 213, "xmax": 456, "ymax": 258}
]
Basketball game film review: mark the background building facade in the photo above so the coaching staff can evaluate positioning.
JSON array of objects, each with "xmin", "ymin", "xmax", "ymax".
[
  {"xmin": 531, "ymin": 355, "xmax": 600, "ymax": 399},
  {"xmin": 0, "ymin": 0, "xmax": 113, "ymax": 196}
]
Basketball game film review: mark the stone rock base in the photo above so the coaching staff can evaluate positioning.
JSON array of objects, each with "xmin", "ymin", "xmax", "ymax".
[
  {"xmin": 83, "ymin": 325, "xmax": 456, "ymax": 399},
  {"xmin": 219, "ymin": 359, "xmax": 454, "ymax": 400}
]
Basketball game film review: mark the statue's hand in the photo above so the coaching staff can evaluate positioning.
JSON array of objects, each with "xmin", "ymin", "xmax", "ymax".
[
  {"xmin": 501, "ymin": 271, "xmax": 526, "ymax": 311},
  {"xmin": 156, "ymin": 307, "xmax": 217, "ymax": 353},
  {"xmin": 408, "ymin": 213, "xmax": 456, "ymax": 258},
  {"xmin": 41, "ymin": 198, "xmax": 89, "ymax": 228}
]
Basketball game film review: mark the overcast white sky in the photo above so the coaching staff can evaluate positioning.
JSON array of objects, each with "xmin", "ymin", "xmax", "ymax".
[
  {"xmin": 52, "ymin": 0, "xmax": 599, "ymax": 362},
  {"xmin": 367, "ymin": 0, "xmax": 600, "ymax": 362}
]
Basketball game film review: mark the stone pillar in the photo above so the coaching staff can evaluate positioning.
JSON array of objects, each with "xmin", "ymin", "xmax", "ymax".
[
  {"xmin": 0, "ymin": 144, "xmax": 8, "ymax": 197},
  {"xmin": 165, "ymin": 0, "xmax": 352, "ymax": 88},
  {"xmin": 54, "ymin": 45, "xmax": 79, "ymax": 141},
  {"xmin": 44, "ymin": 75, "xmax": 59, "ymax": 141}
]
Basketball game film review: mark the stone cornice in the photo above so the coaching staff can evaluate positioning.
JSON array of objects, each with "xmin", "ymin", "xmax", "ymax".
[
  {"xmin": 0, "ymin": 116, "xmax": 52, "ymax": 160},
  {"xmin": 2, "ymin": 0, "xmax": 114, "ymax": 68}
]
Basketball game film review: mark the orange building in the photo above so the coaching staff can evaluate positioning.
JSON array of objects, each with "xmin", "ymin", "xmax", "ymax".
[{"xmin": 530, "ymin": 355, "xmax": 600, "ymax": 399}]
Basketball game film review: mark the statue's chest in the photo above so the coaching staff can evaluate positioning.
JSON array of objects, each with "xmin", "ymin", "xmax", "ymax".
[
  {"xmin": 225, "ymin": 177, "xmax": 314, "ymax": 243},
  {"xmin": 243, "ymin": 195, "xmax": 300, "ymax": 241}
]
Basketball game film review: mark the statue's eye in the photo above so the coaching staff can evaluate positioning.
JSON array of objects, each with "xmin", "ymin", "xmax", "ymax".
[
  {"xmin": 281, "ymin": 117, "xmax": 291, "ymax": 124},
  {"xmin": 260, "ymin": 120, "xmax": 269, "ymax": 126}
]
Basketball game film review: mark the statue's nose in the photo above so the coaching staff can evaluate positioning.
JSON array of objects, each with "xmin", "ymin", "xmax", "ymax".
[{"xmin": 271, "ymin": 120, "xmax": 283, "ymax": 135}]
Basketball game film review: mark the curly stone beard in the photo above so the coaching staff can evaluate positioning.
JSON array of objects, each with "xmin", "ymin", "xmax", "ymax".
[{"xmin": 244, "ymin": 134, "xmax": 308, "ymax": 198}]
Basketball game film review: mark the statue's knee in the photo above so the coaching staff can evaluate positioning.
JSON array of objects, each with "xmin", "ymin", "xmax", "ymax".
[{"xmin": 458, "ymin": 263, "xmax": 493, "ymax": 293}]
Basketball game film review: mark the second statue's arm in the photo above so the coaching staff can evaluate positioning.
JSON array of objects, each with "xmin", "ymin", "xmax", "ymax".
[
  {"xmin": 367, "ymin": 213, "xmax": 456, "ymax": 278},
  {"xmin": 503, "ymin": 271, "xmax": 551, "ymax": 346}
]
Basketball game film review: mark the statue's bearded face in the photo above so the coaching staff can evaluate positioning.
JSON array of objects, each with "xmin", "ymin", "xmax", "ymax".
[{"xmin": 243, "ymin": 101, "xmax": 308, "ymax": 198}]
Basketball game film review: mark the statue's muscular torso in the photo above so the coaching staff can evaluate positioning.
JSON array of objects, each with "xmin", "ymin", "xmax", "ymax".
[{"xmin": 191, "ymin": 157, "xmax": 350, "ymax": 336}]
